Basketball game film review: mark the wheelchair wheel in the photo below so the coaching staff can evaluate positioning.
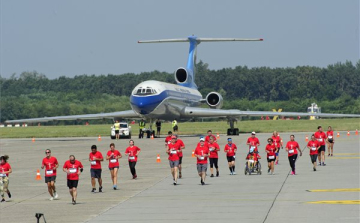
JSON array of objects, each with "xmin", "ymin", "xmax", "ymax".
[{"xmin": 257, "ymin": 162, "xmax": 262, "ymax": 175}]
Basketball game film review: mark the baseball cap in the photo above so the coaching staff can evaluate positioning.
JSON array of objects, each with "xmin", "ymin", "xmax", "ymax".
[
  {"xmin": 199, "ymin": 137, "xmax": 205, "ymax": 142},
  {"xmin": 251, "ymin": 131, "xmax": 256, "ymax": 135}
]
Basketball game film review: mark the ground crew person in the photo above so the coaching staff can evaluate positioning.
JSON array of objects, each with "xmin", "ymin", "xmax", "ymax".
[
  {"xmin": 139, "ymin": 119, "xmax": 146, "ymax": 138},
  {"xmin": 156, "ymin": 119, "xmax": 161, "ymax": 138},
  {"xmin": 114, "ymin": 120, "xmax": 121, "ymax": 140},
  {"xmin": 172, "ymin": 119, "xmax": 178, "ymax": 133}
]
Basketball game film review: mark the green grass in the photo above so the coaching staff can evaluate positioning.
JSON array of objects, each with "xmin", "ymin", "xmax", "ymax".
[{"xmin": 1, "ymin": 118, "xmax": 359, "ymax": 138}]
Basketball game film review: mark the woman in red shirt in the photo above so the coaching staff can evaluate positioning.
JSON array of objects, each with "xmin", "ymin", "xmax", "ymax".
[
  {"xmin": 106, "ymin": 143, "xmax": 122, "ymax": 190},
  {"xmin": 285, "ymin": 135, "xmax": 302, "ymax": 175},
  {"xmin": 271, "ymin": 131, "xmax": 283, "ymax": 165},
  {"xmin": 307, "ymin": 135, "xmax": 320, "ymax": 171},
  {"xmin": 265, "ymin": 138, "xmax": 277, "ymax": 175},
  {"xmin": 0, "ymin": 155, "xmax": 12, "ymax": 202},
  {"xmin": 195, "ymin": 138, "xmax": 209, "ymax": 185},
  {"xmin": 326, "ymin": 126, "xmax": 335, "ymax": 157},
  {"xmin": 125, "ymin": 140, "xmax": 141, "ymax": 179}
]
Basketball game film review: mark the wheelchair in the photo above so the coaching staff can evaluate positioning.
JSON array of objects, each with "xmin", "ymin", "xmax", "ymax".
[{"xmin": 244, "ymin": 159, "xmax": 262, "ymax": 175}]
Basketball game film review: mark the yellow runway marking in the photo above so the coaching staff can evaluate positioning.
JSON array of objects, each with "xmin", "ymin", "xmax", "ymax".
[
  {"xmin": 307, "ymin": 188, "xmax": 360, "ymax": 192},
  {"xmin": 328, "ymin": 157, "xmax": 360, "ymax": 159},
  {"xmin": 333, "ymin": 153, "xmax": 360, "ymax": 155},
  {"xmin": 307, "ymin": 200, "xmax": 360, "ymax": 205}
]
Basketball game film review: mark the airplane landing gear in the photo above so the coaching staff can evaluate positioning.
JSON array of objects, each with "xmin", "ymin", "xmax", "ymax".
[{"xmin": 227, "ymin": 119, "xmax": 239, "ymax": 135}]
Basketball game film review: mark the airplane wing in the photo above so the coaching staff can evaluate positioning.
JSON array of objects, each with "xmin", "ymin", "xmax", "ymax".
[
  {"xmin": 4, "ymin": 110, "xmax": 140, "ymax": 124},
  {"xmin": 182, "ymin": 107, "xmax": 360, "ymax": 118}
]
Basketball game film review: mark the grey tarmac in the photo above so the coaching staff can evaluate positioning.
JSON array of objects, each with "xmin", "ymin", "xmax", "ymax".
[{"xmin": 0, "ymin": 131, "xmax": 359, "ymax": 223}]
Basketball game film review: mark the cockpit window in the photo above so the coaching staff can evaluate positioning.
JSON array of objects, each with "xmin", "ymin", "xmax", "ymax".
[{"xmin": 134, "ymin": 87, "xmax": 157, "ymax": 95}]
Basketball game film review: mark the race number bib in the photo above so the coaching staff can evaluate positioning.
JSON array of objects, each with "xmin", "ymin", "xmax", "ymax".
[
  {"xmin": 311, "ymin": 147, "xmax": 317, "ymax": 151},
  {"xmin": 170, "ymin": 150, "xmax": 177, "ymax": 154},
  {"xmin": 110, "ymin": 159, "xmax": 117, "ymax": 163},
  {"xmin": 318, "ymin": 138, "xmax": 323, "ymax": 142},
  {"xmin": 90, "ymin": 161, "xmax": 96, "ymax": 165},
  {"xmin": 129, "ymin": 156, "xmax": 135, "ymax": 160},
  {"xmin": 328, "ymin": 136, "xmax": 333, "ymax": 139},
  {"xmin": 198, "ymin": 156, "xmax": 205, "ymax": 160},
  {"xmin": 269, "ymin": 156, "xmax": 275, "ymax": 159},
  {"xmin": 0, "ymin": 173, "xmax": 6, "ymax": 177},
  {"xmin": 250, "ymin": 146, "xmax": 256, "ymax": 150},
  {"xmin": 288, "ymin": 149, "xmax": 294, "ymax": 154},
  {"xmin": 69, "ymin": 168, "xmax": 77, "ymax": 173},
  {"xmin": 209, "ymin": 148, "xmax": 214, "ymax": 152},
  {"xmin": 46, "ymin": 170, "xmax": 53, "ymax": 175}
]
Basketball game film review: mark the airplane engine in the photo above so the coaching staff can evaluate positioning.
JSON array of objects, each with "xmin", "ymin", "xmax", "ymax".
[
  {"xmin": 205, "ymin": 92, "xmax": 223, "ymax": 109},
  {"xmin": 175, "ymin": 67, "xmax": 193, "ymax": 84}
]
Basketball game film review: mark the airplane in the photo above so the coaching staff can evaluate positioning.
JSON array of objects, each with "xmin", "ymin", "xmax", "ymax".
[{"xmin": 5, "ymin": 35, "xmax": 360, "ymax": 134}]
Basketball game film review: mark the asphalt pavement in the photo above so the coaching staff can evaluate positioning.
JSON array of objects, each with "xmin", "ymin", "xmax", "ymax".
[{"xmin": 0, "ymin": 131, "xmax": 359, "ymax": 223}]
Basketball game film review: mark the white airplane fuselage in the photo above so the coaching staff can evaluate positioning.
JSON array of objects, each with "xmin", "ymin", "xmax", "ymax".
[{"xmin": 130, "ymin": 80, "xmax": 202, "ymax": 120}]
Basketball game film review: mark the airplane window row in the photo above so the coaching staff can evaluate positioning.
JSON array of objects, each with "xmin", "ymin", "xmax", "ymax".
[{"xmin": 135, "ymin": 87, "xmax": 157, "ymax": 95}]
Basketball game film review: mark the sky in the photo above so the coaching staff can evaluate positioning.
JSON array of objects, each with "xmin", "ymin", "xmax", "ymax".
[{"xmin": 1, "ymin": 0, "xmax": 359, "ymax": 79}]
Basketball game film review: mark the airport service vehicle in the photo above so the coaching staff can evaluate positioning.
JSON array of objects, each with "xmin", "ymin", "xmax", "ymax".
[
  {"xmin": 111, "ymin": 122, "xmax": 131, "ymax": 139},
  {"xmin": 308, "ymin": 103, "xmax": 321, "ymax": 120}
]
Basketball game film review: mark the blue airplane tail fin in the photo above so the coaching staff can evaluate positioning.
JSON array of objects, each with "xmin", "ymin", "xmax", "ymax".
[{"xmin": 138, "ymin": 36, "xmax": 263, "ymax": 89}]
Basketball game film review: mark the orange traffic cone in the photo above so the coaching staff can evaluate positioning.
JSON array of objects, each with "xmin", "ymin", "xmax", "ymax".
[
  {"xmin": 32, "ymin": 137, "xmax": 35, "ymax": 142},
  {"xmin": 347, "ymin": 131, "xmax": 350, "ymax": 136},
  {"xmin": 337, "ymin": 132, "xmax": 340, "ymax": 137},
  {"xmin": 217, "ymin": 133, "xmax": 220, "ymax": 139},
  {"xmin": 356, "ymin": 129, "xmax": 358, "ymax": 135},
  {"xmin": 156, "ymin": 154, "xmax": 161, "ymax": 163},
  {"xmin": 98, "ymin": 135, "xmax": 102, "ymax": 141},
  {"xmin": 192, "ymin": 150, "xmax": 195, "ymax": 157},
  {"xmin": 305, "ymin": 136, "xmax": 308, "ymax": 142},
  {"xmin": 36, "ymin": 169, "xmax": 41, "ymax": 180},
  {"xmin": 151, "ymin": 134, "xmax": 154, "ymax": 139}
]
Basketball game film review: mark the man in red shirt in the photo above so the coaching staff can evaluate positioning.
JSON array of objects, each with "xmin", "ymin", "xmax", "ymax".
[
  {"xmin": 307, "ymin": 134, "xmax": 320, "ymax": 171},
  {"xmin": 208, "ymin": 136, "xmax": 220, "ymax": 177},
  {"xmin": 247, "ymin": 132, "xmax": 260, "ymax": 153},
  {"xmin": 106, "ymin": 143, "xmax": 122, "ymax": 190},
  {"xmin": 314, "ymin": 126, "xmax": 327, "ymax": 166},
  {"xmin": 205, "ymin": 130, "xmax": 216, "ymax": 143},
  {"xmin": 125, "ymin": 140, "xmax": 141, "ymax": 179},
  {"xmin": 164, "ymin": 131, "xmax": 173, "ymax": 147},
  {"xmin": 195, "ymin": 137, "xmax": 209, "ymax": 185},
  {"xmin": 63, "ymin": 155, "xmax": 83, "ymax": 205},
  {"xmin": 174, "ymin": 135, "xmax": 185, "ymax": 179},
  {"xmin": 41, "ymin": 149, "xmax": 59, "ymax": 200},
  {"xmin": 166, "ymin": 136, "xmax": 182, "ymax": 185},
  {"xmin": 285, "ymin": 135, "xmax": 303, "ymax": 175},
  {"xmin": 89, "ymin": 145, "xmax": 104, "ymax": 193},
  {"xmin": 224, "ymin": 138, "xmax": 237, "ymax": 175}
]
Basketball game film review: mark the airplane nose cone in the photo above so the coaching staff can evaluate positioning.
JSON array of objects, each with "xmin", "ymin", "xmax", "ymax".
[{"xmin": 130, "ymin": 95, "xmax": 160, "ymax": 115}]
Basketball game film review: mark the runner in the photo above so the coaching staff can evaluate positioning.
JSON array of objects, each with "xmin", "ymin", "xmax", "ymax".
[
  {"xmin": 205, "ymin": 130, "xmax": 216, "ymax": 143},
  {"xmin": 271, "ymin": 131, "xmax": 283, "ymax": 165},
  {"xmin": 307, "ymin": 135, "xmax": 320, "ymax": 171},
  {"xmin": 194, "ymin": 137, "xmax": 210, "ymax": 185},
  {"xmin": 285, "ymin": 135, "xmax": 302, "ymax": 175},
  {"xmin": 125, "ymin": 140, "xmax": 141, "ymax": 179},
  {"xmin": 106, "ymin": 143, "xmax": 122, "ymax": 190},
  {"xmin": 0, "ymin": 155, "xmax": 12, "ymax": 202},
  {"xmin": 174, "ymin": 135, "xmax": 185, "ymax": 179},
  {"xmin": 164, "ymin": 131, "xmax": 173, "ymax": 148},
  {"xmin": 314, "ymin": 126, "xmax": 327, "ymax": 166},
  {"xmin": 265, "ymin": 138, "xmax": 277, "ymax": 175},
  {"xmin": 63, "ymin": 155, "xmax": 83, "ymax": 205},
  {"xmin": 326, "ymin": 126, "xmax": 335, "ymax": 157},
  {"xmin": 246, "ymin": 132, "xmax": 260, "ymax": 153},
  {"xmin": 208, "ymin": 136, "xmax": 220, "ymax": 177},
  {"xmin": 224, "ymin": 138, "xmax": 237, "ymax": 175},
  {"xmin": 41, "ymin": 149, "xmax": 59, "ymax": 200},
  {"xmin": 166, "ymin": 136, "xmax": 182, "ymax": 185},
  {"xmin": 89, "ymin": 145, "xmax": 104, "ymax": 193}
]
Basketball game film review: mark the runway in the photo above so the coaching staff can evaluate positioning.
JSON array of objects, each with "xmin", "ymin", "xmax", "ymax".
[{"xmin": 0, "ymin": 131, "xmax": 359, "ymax": 223}]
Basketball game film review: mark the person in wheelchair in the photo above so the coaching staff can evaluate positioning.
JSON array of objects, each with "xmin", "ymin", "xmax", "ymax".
[{"xmin": 246, "ymin": 148, "xmax": 261, "ymax": 172}]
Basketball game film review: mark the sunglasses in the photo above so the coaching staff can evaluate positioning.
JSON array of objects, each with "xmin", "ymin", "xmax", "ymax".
[{"xmin": 46, "ymin": 152, "xmax": 51, "ymax": 154}]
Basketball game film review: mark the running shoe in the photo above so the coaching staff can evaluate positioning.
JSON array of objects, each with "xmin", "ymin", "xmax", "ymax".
[
  {"xmin": 216, "ymin": 171, "xmax": 219, "ymax": 177},
  {"xmin": 173, "ymin": 181, "xmax": 177, "ymax": 185},
  {"xmin": 210, "ymin": 174, "xmax": 214, "ymax": 177},
  {"xmin": 268, "ymin": 168, "xmax": 270, "ymax": 173},
  {"xmin": 179, "ymin": 172, "xmax": 182, "ymax": 179},
  {"xmin": 72, "ymin": 198, "xmax": 76, "ymax": 205},
  {"xmin": 230, "ymin": 172, "xmax": 233, "ymax": 175},
  {"xmin": 49, "ymin": 197, "xmax": 54, "ymax": 201},
  {"xmin": 200, "ymin": 179, "xmax": 204, "ymax": 184},
  {"xmin": 271, "ymin": 172, "xmax": 274, "ymax": 175},
  {"xmin": 7, "ymin": 191, "xmax": 11, "ymax": 199},
  {"xmin": 54, "ymin": 192, "xmax": 58, "ymax": 199},
  {"xmin": 313, "ymin": 167, "xmax": 316, "ymax": 171},
  {"xmin": 1, "ymin": 198, "xmax": 5, "ymax": 202},
  {"xmin": 91, "ymin": 188, "xmax": 96, "ymax": 193},
  {"xmin": 331, "ymin": 154, "xmax": 333, "ymax": 157},
  {"xmin": 113, "ymin": 185, "xmax": 117, "ymax": 190},
  {"xmin": 290, "ymin": 171, "xmax": 294, "ymax": 175},
  {"xmin": 275, "ymin": 161, "xmax": 278, "ymax": 165},
  {"xmin": 319, "ymin": 162, "xmax": 321, "ymax": 166},
  {"xmin": 99, "ymin": 186, "xmax": 103, "ymax": 193},
  {"xmin": 233, "ymin": 172, "xmax": 236, "ymax": 175},
  {"xmin": 328, "ymin": 154, "xmax": 330, "ymax": 157},
  {"xmin": 322, "ymin": 163, "xmax": 326, "ymax": 166},
  {"xmin": 133, "ymin": 174, "xmax": 137, "ymax": 179},
  {"xmin": 201, "ymin": 181, "xmax": 205, "ymax": 185}
]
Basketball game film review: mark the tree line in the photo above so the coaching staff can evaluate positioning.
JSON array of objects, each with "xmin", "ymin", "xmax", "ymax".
[{"xmin": 1, "ymin": 60, "xmax": 359, "ymax": 123}]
